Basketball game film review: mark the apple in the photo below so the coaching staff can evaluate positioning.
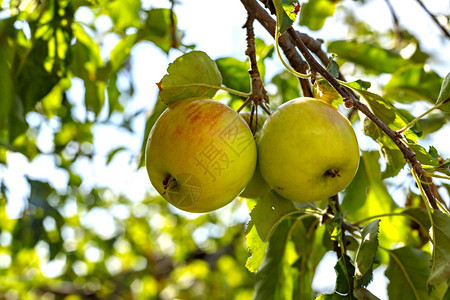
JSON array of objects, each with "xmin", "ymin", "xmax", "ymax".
[
  {"xmin": 239, "ymin": 112, "xmax": 271, "ymax": 198},
  {"xmin": 145, "ymin": 99, "xmax": 257, "ymax": 213},
  {"xmin": 257, "ymin": 97, "xmax": 359, "ymax": 202}
]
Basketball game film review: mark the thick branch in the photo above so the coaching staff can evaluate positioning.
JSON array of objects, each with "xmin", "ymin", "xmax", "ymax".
[
  {"xmin": 239, "ymin": 0, "xmax": 438, "ymax": 210},
  {"xmin": 240, "ymin": 0, "xmax": 312, "ymax": 97}
]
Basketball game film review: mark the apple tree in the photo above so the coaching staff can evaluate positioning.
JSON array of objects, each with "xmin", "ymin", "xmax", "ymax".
[{"xmin": 0, "ymin": 0, "xmax": 449, "ymax": 299}]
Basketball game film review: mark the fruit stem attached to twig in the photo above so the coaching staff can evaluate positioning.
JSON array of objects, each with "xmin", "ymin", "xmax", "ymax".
[{"xmin": 240, "ymin": 4, "xmax": 271, "ymax": 117}]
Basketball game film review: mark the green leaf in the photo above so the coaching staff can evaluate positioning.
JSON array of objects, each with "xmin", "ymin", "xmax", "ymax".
[
  {"xmin": 437, "ymin": 72, "xmax": 450, "ymax": 104},
  {"xmin": 334, "ymin": 254, "xmax": 355, "ymax": 298},
  {"xmin": 436, "ymin": 72, "xmax": 450, "ymax": 113},
  {"xmin": 0, "ymin": 39, "xmax": 14, "ymax": 133},
  {"xmin": 380, "ymin": 147, "xmax": 406, "ymax": 178},
  {"xmin": 70, "ymin": 23, "xmax": 104, "ymax": 81},
  {"xmin": 345, "ymin": 79, "xmax": 371, "ymax": 91},
  {"xmin": 299, "ymin": 0, "xmax": 336, "ymax": 31},
  {"xmin": 17, "ymin": 40, "xmax": 61, "ymax": 113},
  {"xmin": 325, "ymin": 205, "xmax": 343, "ymax": 242},
  {"xmin": 356, "ymin": 263, "xmax": 376, "ymax": 288},
  {"xmin": 402, "ymin": 208, "xmax": 431, "ymax": 231},
  {"xmin": 342, "ymin": 152, "xmax": 409, "ymax": 255},
  {"xmin": 312, "ymin": 79, "xmax": 343, "ymax": 107},
  {"xmin": 434, "ymin": 159, "xmax": 450, "ymax": 177},
  {"xmin": 355, "ymin": 220, "xmax": 379, "ymax": 279},
  {"xmin": 407, "ymin": 143, "xmax": 440, "ymax": 167},
  {"xmin": 428, "ymin": 210, "xmax": 450, "ymax": 287},
  {"xmin": 158, "ymin": 51, "xmax": 222, "ymax": 105},
  {"xmin": 10, "ymin": 132, "xmax": 39, "ymax": 161},
  {"xmin": 110, "ymin": 33, "xmax": 138, "ymax": 72},
  {"xmin": 105, "ymin": 0, "xmax": 142, "ymax": 31},
  {"xmin": 328, "ymin": 41, "xmax": 409, "ymax": 74},
  {"xmin": 106, "ymin": 146, "xmax": 126, "ymax": 165},
  {"xmin": 273, "ymin": 0, "xmax": 299, "ymax": 34},
  {"xmin": 271, "ymin": 70, "xmax": 301, "ymax": 105},
  {"xmin": 419, "ymin": 115, "xmax": 448, "ymax": 138},
  {"xmin": 142, "ymin": 8, "xmax": 183, "ymax": 53},
  {"xmin": 215, "ymin": 57, "xmax": 250, "ymax": 94},
  {"xmin": 343, "ymin": 82, "xmax": 421, "ymax": 140},
  {"xmin": 107, "ymin": 73, "xmax": 124, "ymax": 116},
  {"xmin": 253, "ymin": 220, "xmax": 292, "ymax": 300},
  {"xmin": 245, "ymin": 220, "xmax": 268, "ymax": 273},
  {"xmin": 289, "ymin": 217, "xmax": 320, "ymax": 299},
  {"xmin": 342, "ymin": 159, "xmax": 370, "ymax": 214},
  {"xmin": 385, "ymin": 247, "xmax": 443, "ymax": 300},
  {"xmin": 41, "ymin": 78, "xmax": 71, "ymax": 118},
  {"xmin": 54, "ymin": 122, "xmax": 93, "ymax": 147},
  {"xmin": 249, "ymin": 191, "xmax": 297, "ymax": 242},
  {"xmin": 8, "ymin": 97, "xmax": 28, "ymax": 144},
  {"xmin": 84, "ymin": 79, "xmax": 106, "ymax": 116},
  {"xmin": 255, "ymin": 38, "xmax": 275, "ymax": 81},
  {"xmin": 327, "ymin": 59, "xmax": 340, "ymax": 78},
  {"xmin": 384, "ymin": 64, "xmax": 443, "ymax": 104}
]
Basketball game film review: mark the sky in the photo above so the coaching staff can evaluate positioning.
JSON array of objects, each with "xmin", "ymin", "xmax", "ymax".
[{"xmin": 1, "ymin": 0, "xmax": 450, "ymax": 298}]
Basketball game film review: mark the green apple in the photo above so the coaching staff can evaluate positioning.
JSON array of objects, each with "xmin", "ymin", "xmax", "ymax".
[
  {"xmin": 258, "ymin": 97, "xmax": 359, "ymax": 202},
  {"xmin": 239, "ymin": 112, "xmax": 271, "ymax": 198},
  {"xmin": 145, "ymin": 99, "xmax": 257, "ymax": 213}
]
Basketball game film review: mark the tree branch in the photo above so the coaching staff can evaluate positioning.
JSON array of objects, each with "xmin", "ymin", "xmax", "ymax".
[
  {"xmin": 238, "ymin": 2, "xmax": 271, "ymax": 116},
  {"xmin": 169, "ymin": 0, "xmax": 179, "ymax": 48},
  {"xmin": 286, "ymin": 27, "xmax": 438, "ymax": 209},
  {"xmin": 414, "ymin": 0, "xmax": 450, "ymax": 38},
  {"xmin": 239, "ymin": 0, "xmax": 439, "ymax": 210},
  {"xmin": 383, "ymin": 0, "xmax": 403, "ymax": 43},
  {"xmin": 240, "ymin": 0, "xmax": 312, "ymax": 97}
]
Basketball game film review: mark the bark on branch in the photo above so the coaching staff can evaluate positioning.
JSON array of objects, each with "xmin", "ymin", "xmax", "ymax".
[{"xmin": 240, "ymin": 0, "xmax": 439, "ymax": 210}]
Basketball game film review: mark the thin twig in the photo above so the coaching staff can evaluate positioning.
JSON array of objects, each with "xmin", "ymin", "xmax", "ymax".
[
  {"xmin": 242, "ymin": 4, "xmax": 271, "ymax": 114},
  {"xmin": 415, "ymin": 0, "xmax": 450, "ymax": 38},
  {"xmin": 169, "ymin": 0, "xmax": 179, "ymax": 48},
  {"xmin": 239, "ymin": 0, "xmax": 439, "ymax": 210},
  {"xmin": 383, "ymin": 0, "xmax": 403, "ymax": 43},
  {"xmin": 240, "ymin": 0, "xmax": 312, "ymax": 97}
]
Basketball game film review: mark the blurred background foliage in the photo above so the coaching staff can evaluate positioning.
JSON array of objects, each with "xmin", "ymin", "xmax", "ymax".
[{"xmin": 0, "ymin": 0, "xmax": 449, "ymax": 299}]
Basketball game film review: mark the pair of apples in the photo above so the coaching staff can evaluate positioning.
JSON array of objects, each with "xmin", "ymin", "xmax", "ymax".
[{"xmin": 145, "ymin": 97, "xmax": 360, "ymax": 213}]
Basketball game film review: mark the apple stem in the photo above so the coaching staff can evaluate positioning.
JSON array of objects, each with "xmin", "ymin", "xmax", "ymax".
[{"xmin": 240, "ymin": 6, "xmax": 272, "ymax": 117}]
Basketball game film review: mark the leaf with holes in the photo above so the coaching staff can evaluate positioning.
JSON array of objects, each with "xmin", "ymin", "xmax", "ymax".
[
  {"xmin": 273, "ymin": 0, "xmax": 299, "ymax": 34},
  {"xmin": 245, "ymin": 220, "xmax": 268, "ymax": 273},
  {"xmin": 249, "ymin": 191, "xmax": 297, "ymax": 242}
]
